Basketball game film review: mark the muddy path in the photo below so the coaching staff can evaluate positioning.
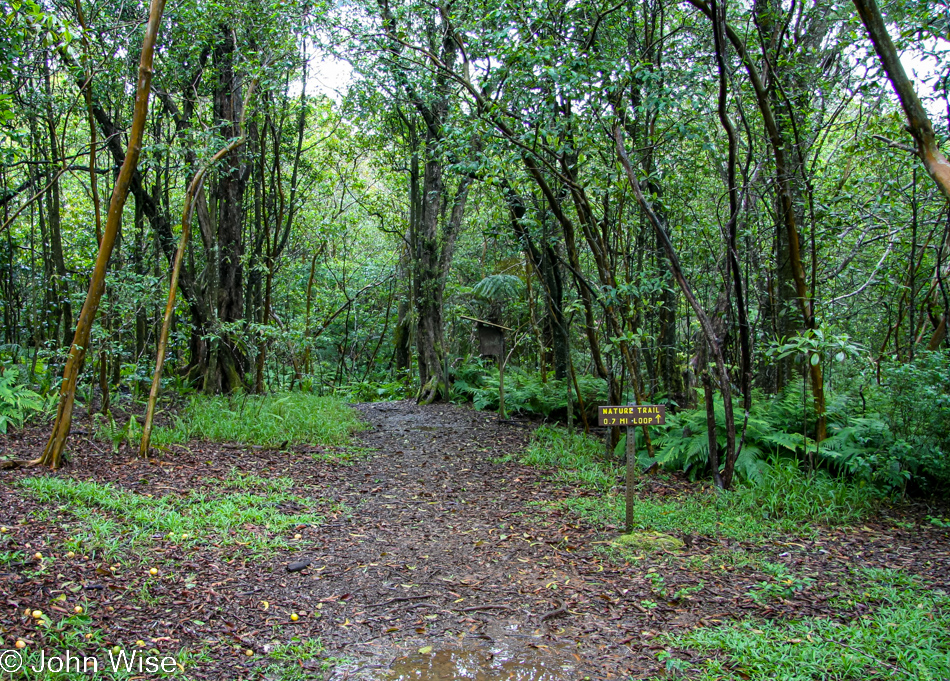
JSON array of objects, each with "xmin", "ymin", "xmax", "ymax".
[
  {"xmin": 2, "ymin": 400, "xmax": 949, "ymax": 680},
  {"xmin": 309, "ymin": 401, "xmax": 626, "ymax": 679}
]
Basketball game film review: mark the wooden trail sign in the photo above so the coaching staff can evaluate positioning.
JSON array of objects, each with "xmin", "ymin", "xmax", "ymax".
[
  {"xmin": 598, "ymin": 405, "xmax": 665, "ymax": 427},
  {"xmin": 600, "ymin": 404, "xmax": 666, "ymax": 534}
]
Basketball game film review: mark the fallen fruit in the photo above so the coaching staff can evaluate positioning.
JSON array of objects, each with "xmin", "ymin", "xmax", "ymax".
[
  {"xmin": 149, "ymin": 568, "xmax": 158, "ymax": 576},
  {"xmin": 244, "ymin": 649, "xmax": 253, "ymax": 657},
  {"xmin": 112, "ymin": 646, "xmax": 121, "ymax": 655},
  {"xmin": 0, "ymin": 526, "xmax": 8, "ymax": 533},
  {"xmin": 294, "ymin": 533, "xmax": 302, "ymax": 540},
  {"xmin": 74, "ymin": 606, "xmax": 83, "ymax": 614},
  {"xmin": 290, "ymin": 613, "xmax": 299, "ymax": 622},
  {"xmin": 136, "ymin": 640, "xmax": 145, "ymax": 647},
  {"xmin": 15, "ymin": 640, "xmax": 25, "ymax": 649},
  {"xmin": 31, "ymin": 610, "xmax": 42, "ymax": 619},
  {"xmin": 66, "ymin": 551, "xmax": 76, "ymax": 559},
  {"xmin": 34, "ymin": 552, "xmax": 42, "ymax": 560}
]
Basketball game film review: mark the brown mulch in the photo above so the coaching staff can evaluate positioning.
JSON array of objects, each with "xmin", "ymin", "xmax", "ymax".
[{"xmin": 0, "ymin": 400, "xmax": 948, "ymax": 679}]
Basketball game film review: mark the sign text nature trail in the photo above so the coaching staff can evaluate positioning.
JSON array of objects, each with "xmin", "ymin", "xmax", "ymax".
[
  {"xmin": 599, "ymin": 403, "xmax": 666, "ymax": 534},
  {"xmin": 598, "ymin": 404, "xmax": 666, "ymax": 427}
]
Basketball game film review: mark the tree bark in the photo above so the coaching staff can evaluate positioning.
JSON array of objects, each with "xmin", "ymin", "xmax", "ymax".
[
  {"xmin": 852, "ymin": 0, "xmax": 950, "ymax": 200},
  {"xmin": 141, "ymin": 94, "xmax": 253, "ymax": 456},
  {"xmin": 206, "ymin": 26, "xmax": 248, "ymax": 393},
  {"xmin": 36, "ymin": 0, "xmax": 167, "ymax": 469}
]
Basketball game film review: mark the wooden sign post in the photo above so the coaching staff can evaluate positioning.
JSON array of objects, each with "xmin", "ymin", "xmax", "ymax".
[
  {"xmin": 599, "ymin": 404, "xmax": 666, "ymax": 533},
  {"xmin": 461, "ymin": 315, "xmax": 512, "ymax": 421}
]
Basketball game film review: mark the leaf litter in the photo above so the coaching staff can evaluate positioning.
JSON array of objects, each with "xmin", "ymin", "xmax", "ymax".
[{"xmin": 0, "ymin": 400, "xmax": 947, "ymax": 679}]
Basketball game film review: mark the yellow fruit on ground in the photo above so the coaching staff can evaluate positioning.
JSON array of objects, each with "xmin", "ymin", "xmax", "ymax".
[
  {"xmin": 15, "ymin": 640, "xmax": 25, "ymax": 649},
  {"xmin": 74, "ymin": 606, "xmax": 83, "ymax": 614},
  {"xmin": 33, "ymin": 552, "xmax": 42, "ymax": 560},
  {"xmin": 31, "ymin": 610, "xmax": 42, "ymax": 619},
  {"xmin": 136, "ymin": 640, "xmax": 145, "ymax": 647},
  {"xmin": 66, "ymin": 551, "xmax": 76, "ymax": 558},
  {"xmin": 1, "ymin": 526, "xmax": 8, "ymax": 533},
  {"xmin": 290, "ymin": 613, "xmax": 299, "ymax": 621},
  {"xmin": 294, "ymin": 533, "xmax": 302, "ymax": 540},
  {"xmin": 149, "ymin": 568, "xmax": 158, "ymax": 576},
  {"xmin": 244, "ymin": 649, "xmax": 253, "ymax": 657}
]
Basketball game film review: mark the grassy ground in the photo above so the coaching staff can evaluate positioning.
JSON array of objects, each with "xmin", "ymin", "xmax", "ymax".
[
  {"xmin": 0, "ymin": 393, "xmax": 364, "ymax": 680},
  {"xmin": 90, "ymin": 393, "xmax": 364, "ymax": 451},
  {"xmin": 656, "ymin": 568, "xmax": 950, "ymax": 679},
  {"xmin": 519, "ymin": 426, "xmax": 880, "ymax": 540},
  {"xmin": 515, "ymin": 425, "xmax": 950, "ymax": 681}
]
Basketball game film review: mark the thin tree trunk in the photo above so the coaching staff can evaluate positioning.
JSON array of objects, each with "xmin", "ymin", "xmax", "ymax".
[
  {"xmin": 614, "ymin": 126, "xmax": 738, "ymax": 488},
  {"xmin": 140, "ymin": 99, "xmax": 253, "ymax": 457},
  {"xmin": 852, "ymin": 0, "xmax": 950, "ymax": 200},
  {"xmin": 36, "ymin": 0, "xmax": 167, "ymax": 469}
]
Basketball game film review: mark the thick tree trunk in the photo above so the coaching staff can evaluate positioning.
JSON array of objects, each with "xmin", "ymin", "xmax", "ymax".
[
  {"xmin": 141, "ymin": 107, "xmax": 252, "ymax": 456},
  {"xmin": 207, "ymin": 26, "xmax": 247, "ymax": 393}
]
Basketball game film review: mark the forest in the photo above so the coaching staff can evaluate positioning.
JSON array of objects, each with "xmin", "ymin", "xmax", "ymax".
[{"xmin": 0, "ymin": 0, "xmax": 948, "ymax": 677}]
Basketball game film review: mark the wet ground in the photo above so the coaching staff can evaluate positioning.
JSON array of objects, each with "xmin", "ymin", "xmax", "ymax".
[{"xmin": 2, "ymin": 400, "xmax": 949, "ymax": 679}]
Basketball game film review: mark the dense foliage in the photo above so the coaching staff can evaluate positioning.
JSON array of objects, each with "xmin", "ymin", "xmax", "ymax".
[{"xmin": 0, "ymin": 0, "xmax": 946, "ymax": 488}]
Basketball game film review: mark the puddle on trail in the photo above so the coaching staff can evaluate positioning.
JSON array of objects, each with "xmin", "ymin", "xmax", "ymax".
[{"xmin": 374, "ymin": 644, "xmax": 573, "ymax": 680}]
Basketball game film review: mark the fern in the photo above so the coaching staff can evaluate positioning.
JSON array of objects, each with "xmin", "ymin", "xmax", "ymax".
[
  {"xmin": 452, "ymin": 361, "xmax": 608, "ymax": 418},
  {"xmin": 0, "ymin": 367, "xmax": 47, "ymax": 433},
  {"xmin": 472, "ymin": 274, "xmax": 523, "ymax": 302}
]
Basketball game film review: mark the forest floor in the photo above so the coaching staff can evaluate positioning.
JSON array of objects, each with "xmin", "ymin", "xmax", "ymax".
[{"xmin": 1, "ymin": 400, "xmax": 948, "ymax": 680}]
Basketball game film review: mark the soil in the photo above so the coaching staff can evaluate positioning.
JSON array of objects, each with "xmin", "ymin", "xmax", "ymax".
[{"xmin": 1, "ymin": 400, "xmax": 948, "ymax": 679}]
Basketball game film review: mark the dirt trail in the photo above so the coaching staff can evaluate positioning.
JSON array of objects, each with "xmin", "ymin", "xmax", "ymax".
[
  {"xmin": 2, "ymin": 400, "xmax": 948, "ymax": 680},
  {"xmin": 296, "ymin": 400, "xmax": 628, "ymax": 679}
]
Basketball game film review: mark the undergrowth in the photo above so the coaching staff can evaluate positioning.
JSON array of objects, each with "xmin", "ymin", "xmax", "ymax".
[
  {"xmin": 20, "ymin": 477, "xmax": 334, "ymax": 558},
  {"xmin": 523, "ymin": 426, "xmax": 879, "ymax": 540},
  {"xmin": 653, "ymin": 568, "xmax": 950, "ymax": 679},
  {"xmin": 261, "ymin": 639, "xmax": 343, "ymax": 680},
  {"xmin": 149, "ymin": 393, "xmax": 363, "ymax": 447},
  {"xmin": 452, "ymin": 361, "xmax": 608, "ymax": 417}
]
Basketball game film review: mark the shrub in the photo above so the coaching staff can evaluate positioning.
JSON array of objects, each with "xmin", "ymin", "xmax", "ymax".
[
  {"xmin": 0, "ymin": 366, "xmax": 47, "ymax": 433},
  {"xmin": 452, "ymin": 360, "xmax": 608, "ymax": 418}
]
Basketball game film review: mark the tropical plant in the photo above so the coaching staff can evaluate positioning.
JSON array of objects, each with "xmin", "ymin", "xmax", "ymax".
[{"xmin": 0, "ymin": 367, "xmax": 47, "ymax": 433}]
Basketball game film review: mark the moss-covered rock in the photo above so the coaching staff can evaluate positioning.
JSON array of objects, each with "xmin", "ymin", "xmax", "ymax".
[{"xmin": 612, "ymin": 531, "xmax": 685, "ymax": 552}]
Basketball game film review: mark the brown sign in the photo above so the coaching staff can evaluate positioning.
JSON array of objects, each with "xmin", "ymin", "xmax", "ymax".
[
  {"xmin": 598, "ymin": 404, "xmax": 666, "ymax": 427},
  {"xmin": 477, "ymin": 323, "xmax": 504, "ymax": 357}
]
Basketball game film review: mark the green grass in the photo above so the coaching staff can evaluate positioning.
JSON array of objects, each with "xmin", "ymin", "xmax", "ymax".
[
  {"xmin": 221, "ymin": 467, "xmax": 294, "ymax": 493},
  {"xmin": 522, "ymin": 426, "xmax": 879, "ymax": 541},
  {"xmin": 20, "ymin": 477, "xmax": 335, "ymax": 558},
  {"xmin": 151, "ymin": 392, "xmax": 363, "ymax": 447},
  {"xmin": 654, "ymin": 569, "xmax": 950, "ymax": 679},
  {"xmin": 260, "ymin": 639, "xmax": 343, "ymax": 680},
  {"xmin": 8, "ymin": 609, "xmax": 193, "ymax": 679}
]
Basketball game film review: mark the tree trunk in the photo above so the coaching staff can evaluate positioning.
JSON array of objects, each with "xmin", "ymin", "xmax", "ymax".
[
  {"xmin": 852, "ymin": 0, "xmax": 950, "ymax": 201},
  {"xmin": 36, "ymin": 0, "xmax": 167, "ymax": 469},
  {"xmin": 208, "ymin": 25, "xmax": 247, "ymax": 393}
]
